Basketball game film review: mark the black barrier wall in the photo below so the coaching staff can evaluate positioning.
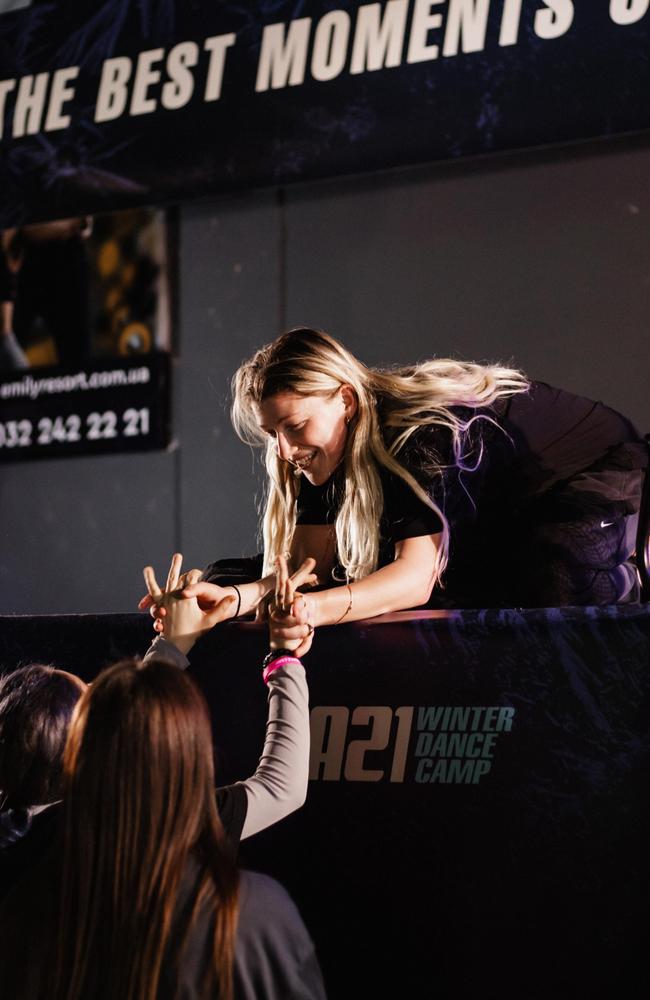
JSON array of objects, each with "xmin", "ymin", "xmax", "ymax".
[{"xmin": 1, "ymin": 606, "xmax": 648, "ymax": 998}]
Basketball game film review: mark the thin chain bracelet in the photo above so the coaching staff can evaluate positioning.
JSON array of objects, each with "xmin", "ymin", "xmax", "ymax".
[{"xmin": 332, "ymin": 583, "xmax": 353, "ymax": 625}]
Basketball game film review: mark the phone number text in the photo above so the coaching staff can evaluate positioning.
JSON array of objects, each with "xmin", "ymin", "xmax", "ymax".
[{"xmin": 0, "ymin": 408, "xmax": 150, "ymax": 449}]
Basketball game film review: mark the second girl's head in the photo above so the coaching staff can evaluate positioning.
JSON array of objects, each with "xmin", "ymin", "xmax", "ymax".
[{"xmin": 0, "ymin": 664, "xmax": 86, "ymax": 812}]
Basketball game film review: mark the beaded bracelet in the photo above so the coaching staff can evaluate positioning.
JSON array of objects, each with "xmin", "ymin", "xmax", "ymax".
[{"xmin": 332, "ymin": 583, "xmax": 353, "ymax": 625}]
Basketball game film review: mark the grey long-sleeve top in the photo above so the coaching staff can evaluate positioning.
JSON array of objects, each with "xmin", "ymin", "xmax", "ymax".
[{"xmin": 144, "ymin": 637, "xmax": 310, "ymax": 840}]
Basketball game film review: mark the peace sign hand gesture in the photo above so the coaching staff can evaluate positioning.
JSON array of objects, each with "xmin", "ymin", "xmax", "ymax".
[{"xmin": 143, "ymin": 553, "xmax": 237, "ymax": 655}]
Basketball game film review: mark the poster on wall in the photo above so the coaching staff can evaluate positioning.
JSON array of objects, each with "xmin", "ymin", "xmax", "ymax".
[
  {"xmin": 0, "ymin": 2, "xmax": 649, "ymax": 227},
  {"xmin": 0, "ymin": 206, "xmax": 172, "ymax": 461}
]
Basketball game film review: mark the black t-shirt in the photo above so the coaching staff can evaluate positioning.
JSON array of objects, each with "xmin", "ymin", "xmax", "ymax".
[
  {"xmin": 164, "ymin": 866, "xmax": 327, "ymax": 1000},
  {"xmin": 296, "ymin": 463, "xmax": 443, "ymax": 544},
  {"xmin": 0, "ymin": 806, "xmax": 59, "ymax": 903},
  {"xmin": 216, "ymin": 784, "xmax": 248, "ymax": 847}
]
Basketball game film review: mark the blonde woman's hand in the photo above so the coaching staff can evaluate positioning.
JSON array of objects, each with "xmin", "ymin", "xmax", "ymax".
[
  {"xmin": 143, "ymin": 554, "xmax": 237, "ymax": 655},
  {"xmin": 139, "ymin": 574, "xmax": 239, "ymax": 631},
  {"xmin": 269, "ymin": 556, "xmax": 317, "ymax": 657}
]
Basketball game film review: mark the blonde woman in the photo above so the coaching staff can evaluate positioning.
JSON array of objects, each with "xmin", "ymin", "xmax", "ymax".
[{"xmin": 143, "ymin": 327, "xmax": 647, "ymax": 654}]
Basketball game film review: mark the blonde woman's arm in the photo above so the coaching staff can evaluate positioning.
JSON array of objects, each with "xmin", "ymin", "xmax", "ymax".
[
  {"xmin": 139, "ymin": 574, "xmax": 275, "ymax": 630},
  {"xmin": 270, "ymin": 532, "xmax": 442, "ymax": 657}
]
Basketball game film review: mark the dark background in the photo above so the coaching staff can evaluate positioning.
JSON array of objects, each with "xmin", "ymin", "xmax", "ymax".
[{"xmin": 1, "ymin": 138, "xmax": 648, "ymax": 613}]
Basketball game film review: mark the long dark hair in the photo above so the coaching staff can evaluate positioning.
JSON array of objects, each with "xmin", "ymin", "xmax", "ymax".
[
  {"xmin": 0, "ymin": 664, "xmax": 84, "ymax": 810},
  {"xmin": 52, "ymin": 657, "xmax": 239, "ymax": 1000}
]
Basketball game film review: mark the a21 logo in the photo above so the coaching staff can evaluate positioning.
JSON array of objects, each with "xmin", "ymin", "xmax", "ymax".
[
  {"xmin": 309, "ymin": 704, "xmax": 515, "ymax": 784},
  {"xmin": 310, "ymin": 706, "xmax": 414, "ymax": 783}
]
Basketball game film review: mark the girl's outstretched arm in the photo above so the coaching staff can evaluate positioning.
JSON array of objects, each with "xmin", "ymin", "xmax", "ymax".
[{"xmin": 143, "ymin": 554, "xmax": 317, "ymax": 839}]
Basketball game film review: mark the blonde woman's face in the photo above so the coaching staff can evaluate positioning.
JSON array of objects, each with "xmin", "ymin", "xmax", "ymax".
[{"xmin": 253, "ymin": 390, "xmax": 354, "ymax": 485}]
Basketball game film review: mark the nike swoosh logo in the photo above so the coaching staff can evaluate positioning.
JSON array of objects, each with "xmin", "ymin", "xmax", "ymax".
[{"xmin": 600, "ymin": 520, "xmax": 614, "ymax": 528}]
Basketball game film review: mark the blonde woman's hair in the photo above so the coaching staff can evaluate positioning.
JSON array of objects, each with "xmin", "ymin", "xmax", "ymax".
[{"xmin": 232, "ymin": 328, "xmax": 529, "ymax": 585}]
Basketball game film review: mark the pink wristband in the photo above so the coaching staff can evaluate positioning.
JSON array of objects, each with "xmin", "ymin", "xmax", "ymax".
[{"xmin": 262, "ymin": 655, "xmax": 301, "ymax": 685}]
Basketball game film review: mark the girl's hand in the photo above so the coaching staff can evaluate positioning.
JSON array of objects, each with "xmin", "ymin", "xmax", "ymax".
[
  {"xmin": 139, "ymin": 550, "xmax": 200, "ymax": 621},
  {"xmin": 178, "ymin": 580, "xmax": 240, "ymax": 616},
  {"xmin": 139, "ymin": 574, "xmax": 239, "ymax": 632},
  {"xmin": 269, "ymin": 556, "xmax": 317, "ymax": 657},
  {"xmin": 143, "ymin": 554, "xmax": 237, "ymax": 654}
]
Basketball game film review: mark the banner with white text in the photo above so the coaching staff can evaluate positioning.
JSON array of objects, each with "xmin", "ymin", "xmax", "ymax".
[
  {"xmin": 1, "ymin": 1, "xmax": 649, "ymax": 226},
  {"xmin": 0, "ymin": 353, "xmax": 171, "ymax": 460}
]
